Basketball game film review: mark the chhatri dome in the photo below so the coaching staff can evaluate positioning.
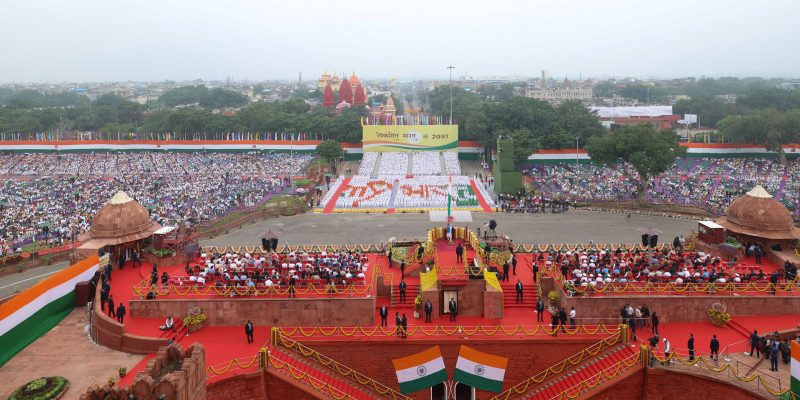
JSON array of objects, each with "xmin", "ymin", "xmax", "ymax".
[
  {"xmin": 716, "ymin": 185, "xmax": 800, "ymax": 240},
  {"xmin": 79, "ymin": 191, "xmax": 162, "ymax": 247}
]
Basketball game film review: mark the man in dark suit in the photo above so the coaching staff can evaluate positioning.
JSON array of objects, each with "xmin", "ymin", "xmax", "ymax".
[
  {"xmin": 395, "ymin": 312, "xmax": 402, "ymax": 337},
  {"xmin": 400, "ymin": 260, "xmax": 406, "ymax": 279},
  {"xmin": 107, "ymin": 294, "xmax": 116, "ymax": 318},
  {"xmin": 515, "ymin": 280, "xmax": 523, "ymax": 303},
  {"xmin": 754, "ymin": 246, "xmax": 763, "ymax": 264},
  {"xmin": 448, "ymin": 298, "xmax": 458, "ymax": 322},
  {"xmin": 400, "ymin": 314, "xmax": 408, "ymax": 339},
  {"xmin": 100, "ymin": 286, "xmax": 109, "ymax": 311},
  {"xmin": 424, "ymin": 300, "xmax": 433, "ymax": 323},
  {"xmin": 245, "ymin": 320, "xmax": 254, "ymax": 343},
  {"xmin": 116, "ymin": 302, "xmax": 126, "ymax": 324},
  {"xmin": 399, "ymin": 280, "xmax": 407, "ymax": 303},
  {"xmin": 750, "ymin": 330, "xmax": 761, "ymax": 357},
  {"xmin": 710, "ymin": 335, "xmax": 720, "ymax": 361},
  {"xmin": 512, "ymin": 255, "xmax": 518, "ymax": 275},
  {"xmin": 536, "ymin": 298, "xmax": 545, "ymax": 322},
  {"xmin": 502, "ymin": 262, "xmax": 510, "ymax": 282},
  {"xmin": 532, "ymin": 261, "xmax": 539, "ymax": 283},
  {"xmin": 455, "ymin": 243, "xmax": 464, "ymax": 264},
  {"xmin": 688, "ymin": 333, "xmax": 695, "ymax": 361},
  {"xmin": 558, "ymin": 307, "xmax": 568, "ymax": 333},
  {"xmin": 379, "ymin": 305, "xmax": 389, "ymax": 327}
]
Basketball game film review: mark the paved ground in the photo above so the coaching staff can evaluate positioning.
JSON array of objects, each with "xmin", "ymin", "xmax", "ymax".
[
  {"xmin": 0, "ymin": 309, "xmax": 143, "ymax": 400},
  {"xmin": 0, "ymin": 261, "xmax": 70, "ymax": 300},
  {"xmin": 201, "ymin": 209, "xmax": 697, "ymax": 247}
]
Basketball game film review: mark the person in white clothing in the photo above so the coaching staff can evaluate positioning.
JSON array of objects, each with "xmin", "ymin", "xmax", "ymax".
[
  {"xmin": 662, "ymin": 338, "xmax": 672, "ymax": 365},
  {"xmin": 569, "ymin": 307, "xmax": 576, "ymax": 328}
]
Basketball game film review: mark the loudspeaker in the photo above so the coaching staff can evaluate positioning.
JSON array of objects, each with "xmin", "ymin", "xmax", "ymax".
[
  {"xmin": 271, "ymin": 238, "xmax": 279, "ymax": 251},
  {"xmin": 489, "ymin": 220, "xmax": 497, "ymax": 230},
  {"xmin": 641, "ymin": 234, "xmax": 649, "ymax": 246},
  {"xmin": 649, "ymin": 235, "xmax": 659, "ymax": 247},
  {"xmin": 261, "ymin": 238, "xmax": 269, "ymax": 250}
]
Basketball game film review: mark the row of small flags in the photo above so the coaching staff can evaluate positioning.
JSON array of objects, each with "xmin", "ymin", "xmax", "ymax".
[
  {"xmin": 361, "ymin": 115, "xmax": 455, "ymax": 126},
  {"xmin": 393, "ymin": 345, "xmax": 508, "ymax": 394},
  {"xmin": 0, "ymin": 132, "xmax": 325, "ymax": 141}
]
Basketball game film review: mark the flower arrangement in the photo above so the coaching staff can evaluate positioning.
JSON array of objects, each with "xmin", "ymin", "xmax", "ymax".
[
  {"xmin": 547, "ymin": 290, "xmax": 560, "ymax": 305},
  {"xmin": 707, "ymin": 302, "xmax": 731, "ymax": 327},
  {"xmin": 118, "ymin": 367, "xmax": 127, "ymax": 377},
  {"xmin": 184, "ymin": 306, "xmax": 207, "ymax": 333},
  {"xmin": 9, "ymin": 376, "xmax": 69, "ymax": 400}
]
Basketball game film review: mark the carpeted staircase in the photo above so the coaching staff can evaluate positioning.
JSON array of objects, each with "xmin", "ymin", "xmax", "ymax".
[
  {"xmin": 524, "ymin": 344, "xmax": 638, "ymax": 399},
  {"xmin": 391, "ymin": 283, "xmax": 420, "ymax": 306},
  {"xmin": 269, "ymin": 347, "xmax": 378, "ymax": 400}
]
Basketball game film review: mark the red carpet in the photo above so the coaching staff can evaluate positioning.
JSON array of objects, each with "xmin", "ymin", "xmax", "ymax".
[
  {"xmin": 529, "ymin": 344, "xmax": 638, "ymax": 400},
  {"xmin": 322, "ymin": 177, "xmax": 350, "ymax": 213},
  {"xmin": 470, "ymin": 179, "xmax": 493, "ymax": 212}
]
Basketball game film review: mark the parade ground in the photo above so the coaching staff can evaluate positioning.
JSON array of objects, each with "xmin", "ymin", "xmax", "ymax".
[{"xmin": 202, "ymin": 209, "xmax": 698, "ymax": 248}]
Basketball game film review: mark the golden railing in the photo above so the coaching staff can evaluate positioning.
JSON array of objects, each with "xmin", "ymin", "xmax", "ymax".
[
  {"xmin": 490, "ymin": 331, "xmax": 624, "ymax": 400},
  {"xmin": 273, "ymin": 330, "xmax": 411, "ymax": 400}
]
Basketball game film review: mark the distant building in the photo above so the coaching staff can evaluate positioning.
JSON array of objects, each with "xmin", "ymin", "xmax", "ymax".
[{"xmin": 524, "ymin": 74, "xmax": 592, "ymax": 103}]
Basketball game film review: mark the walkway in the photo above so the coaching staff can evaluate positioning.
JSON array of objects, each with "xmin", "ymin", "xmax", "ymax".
[
  {"xmin": 322, "ymin": 177, "xmax": 350, "ymax": 213},
  {"xmin": 0, "ymin": 309, "xmax": 143, "ymax": 399},
  {"xmin": 469, "ymin": 179, "xmax": 493, "ymax": 212}
]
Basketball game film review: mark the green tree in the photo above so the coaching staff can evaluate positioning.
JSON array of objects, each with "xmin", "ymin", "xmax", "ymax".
[
  {"xmin": 672, "ymin": 95, "xmax": 736, "ymax": 128},
  {"xmin": 718, "ymin": 109, "xmax": 800, "ymax": 162},
  {"xmin": 585, "ymin": 124, "xmax": 686, "ymax": 196},
  {"xmin": 316, "ymin": 140, "xmax": 343, "ymax": 165}
]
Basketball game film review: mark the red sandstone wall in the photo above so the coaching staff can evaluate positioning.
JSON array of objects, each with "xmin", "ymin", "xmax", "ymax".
[
  {"xmin": 564, "ymin": 294, "xmax": 800, "ymax": 324},
  {"xmin": 128, "ymin": 297, "xmax": 375, "ymax": 326},
  {"xmin": 207, "ymin": 373, "xmax": 267, "ymax": 400},
  {"xmin": 206, "ymin": 370, "xmax": 325, "ymax": 400},
  {"xmin": 586, "ymin": 367, "xmax": 645, "ymax": 399},
  {"xmin": 92, "ymin": 282, "xmax": 169, "ymax": 353},
  {"xmin": 641, "ymin": 368, "xmax": 765, "ymax": 400},
  {"xmin": 302, "ymin": 339, "xmax": 600, "ymax": 400}
]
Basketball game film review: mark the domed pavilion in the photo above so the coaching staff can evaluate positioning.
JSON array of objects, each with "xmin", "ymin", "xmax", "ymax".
[
  {"xmin": 716, "ymin": 185, "xmax": 800, "ymax": 264},
  {"xmin": 77, "ymin": 191, "xmax": 161, "ymax": 259}
]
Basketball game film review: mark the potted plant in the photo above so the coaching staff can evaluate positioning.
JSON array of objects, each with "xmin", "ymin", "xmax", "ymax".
[
  {"xmin": 107, "ymin": 376, "xmax": 116, "ymax": 387},
  {"xmin": 118, "ymin": 367, "xmax": 127, "ymax": 378},
  {"xmin": 707, "ymin": 302, "xmax": 731, "ymax": 327}
]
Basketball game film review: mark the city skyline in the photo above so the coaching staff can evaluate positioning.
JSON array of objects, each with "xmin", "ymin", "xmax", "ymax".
[{"xmin": 1, "ymin": 0, "xmax": 799, "ymax": 83}]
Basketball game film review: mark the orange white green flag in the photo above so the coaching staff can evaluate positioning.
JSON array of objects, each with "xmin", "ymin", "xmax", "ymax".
[
  {"xmin": 454, "ymin": 345, "xmax": 508, "ymax": 392},
  {"xmin": 791, "ymin": 341, "xmax": 800, "ymax": 397},
  {"xmin": 392, "ymin": 346, "xmax": 447, "ymax": 394}
]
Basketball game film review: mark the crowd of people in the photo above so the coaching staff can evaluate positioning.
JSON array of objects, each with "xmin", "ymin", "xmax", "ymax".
[
  {"xmin": 498, "ymin": 193, "xmax": 571, "ymax": 213},
  {"xmin": 157, "ymin": 250, "xmax": 370, "ymax": 294},
  {"xmin": 535, "ymin": 248, "xmax": 793, "ymax": 292},
  {"xmin": 526, "ymin": 158, "xmax": 800, "ymax": 215},
  {"xmin": 0, "ymin": 152, "xmax": 313, "ymax": 253}
]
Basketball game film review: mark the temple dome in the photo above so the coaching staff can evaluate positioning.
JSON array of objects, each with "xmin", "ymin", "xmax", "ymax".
[
  {"xmin": 80, "ymin": 191, "xmax": 162, "ymax": 245},
  {"xmin": 717, "ymin": 185, "xmax": 800, "ymax": 240}
]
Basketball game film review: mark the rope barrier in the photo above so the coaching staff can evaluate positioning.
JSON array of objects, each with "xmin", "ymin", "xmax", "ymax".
[
  {"xmin": 275, "ymin": 332, "xmax": 411, "ymax": 400},
  {"xmin": 648, "ymin": 350, "xmax": 797, "ymax": 398},
  {"xmin": 275, "ymin": 324, "xmax": 620, "ymax": 339}
]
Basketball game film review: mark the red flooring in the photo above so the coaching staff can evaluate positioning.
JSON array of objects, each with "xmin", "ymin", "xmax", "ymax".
[
  {"xmin": 322, "ymin": 177, "xmax": 350, "ymax": 213},
  {"xmin": 469, "ymin": 179, "xmax": 493, "ymax": 212}
]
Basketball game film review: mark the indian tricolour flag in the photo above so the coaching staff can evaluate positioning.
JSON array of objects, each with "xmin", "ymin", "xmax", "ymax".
[
  {"xmin": 0, "ymin": 255, "xmax": 100, "ymax": 366},
  {"xmin": 791, "ymin": 341, "xmax": 800, "ymax": 397},
  {"xmin": 392, "ymin": 346, "xmax": 448, "ymax": 394},
  {"xmin": 454, "ymin": 345, "xmax": 508, "ymax": 393}
]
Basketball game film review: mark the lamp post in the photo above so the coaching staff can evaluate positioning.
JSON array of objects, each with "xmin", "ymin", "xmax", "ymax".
[
  {"xmin": 447, "ymin": 65, "xmax": 455, "ymax": 123},
  {"xmin": 576, "ymin": 137, "xmax": 579, "ymax": 167}
]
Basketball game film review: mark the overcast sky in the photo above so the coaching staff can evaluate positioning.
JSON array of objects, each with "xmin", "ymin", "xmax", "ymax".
[{"xmin": 1, "ymin": 0, "xmax": 798, "ymax": 83}]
